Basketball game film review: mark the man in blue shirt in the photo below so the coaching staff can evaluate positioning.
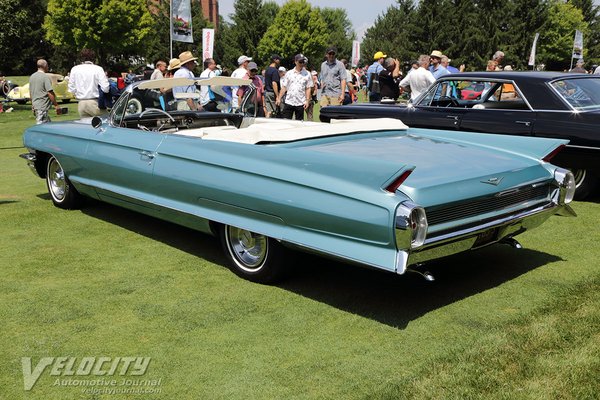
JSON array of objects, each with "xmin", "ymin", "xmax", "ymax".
[
  {"xmin": 429, "ymin": 50, "xmax": 450, "ymax": 79},
  {"xmin": 366, "ymin": 51, "xmax": 386, "ymax": 102}
]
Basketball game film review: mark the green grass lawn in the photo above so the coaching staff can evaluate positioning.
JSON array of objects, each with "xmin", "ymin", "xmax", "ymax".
[{"xmin": 1, "ymin": 99, "xmax": 599, "ymax": 399}]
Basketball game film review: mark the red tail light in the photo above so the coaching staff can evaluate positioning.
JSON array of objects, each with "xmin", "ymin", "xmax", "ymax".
[
  {"xmin": 542, "ymin": 144, "xmax": 565, "ymax": 162},
  {"xmin": 385, "ymin": 170, "xmax": 413, "ymax": 193}
]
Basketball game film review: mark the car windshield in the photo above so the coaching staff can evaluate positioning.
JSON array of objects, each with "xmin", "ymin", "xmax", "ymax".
[{"xmin": 550, "ymin": 77, "xmax": 600, "ymax": 111}]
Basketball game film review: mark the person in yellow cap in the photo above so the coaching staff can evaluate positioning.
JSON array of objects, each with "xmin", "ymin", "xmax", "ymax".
[{"xmin": 366, "ymin": 51, "xmax": 387, "ymax": 102}]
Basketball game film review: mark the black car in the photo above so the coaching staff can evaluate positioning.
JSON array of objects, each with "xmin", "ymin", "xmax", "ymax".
[{"xmin": 321, "ymin": 72, "xmax": 600, "ymax": 199}]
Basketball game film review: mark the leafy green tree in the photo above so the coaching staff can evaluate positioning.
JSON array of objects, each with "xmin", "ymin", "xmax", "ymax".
[
  {"xmin": 361, "ymin": 0, "xmax": 418, "ymax": 67},
  {"xmin": 570, "ymin": 0, "xmax": 600, "ymax": 66},
  {"xmin": 318, "ymin": 8, "xmax": 356, "ymax": 60},
  {"xmin": 227, "ymin": 0, "xmax": 280, "ymax": 67},
  {"xmin": 44, "ymin": 0, "xmax": 153, "ymax": 63},
  {"xmin": 539, "ymin": 1, "xmax": 588, "ymax": 70},
  {"xmin": 257, "ymin": 0, "xmax": 328, "ymax": 70},
  {"xmin": 504, "ymin": 0, "xmax": 548, "ymax": 70},
  {"xmin": 144, "ymin": 0, "xmax": 210, "ymax": 69},
  {"xmin": 0, "ymin": 0, "xmax": 50, "ymax": 75}
]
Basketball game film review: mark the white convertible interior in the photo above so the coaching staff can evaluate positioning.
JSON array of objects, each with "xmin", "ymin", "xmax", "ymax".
[
  {"xmin": 177, "ymin": 117, "xmax": 409, "ymax": 144},
  {"xmin": 120, "ymin": 78, "xmax": 408, "ymax": 144}
]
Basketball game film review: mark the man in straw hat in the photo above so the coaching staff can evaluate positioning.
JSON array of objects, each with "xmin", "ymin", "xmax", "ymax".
[
  {"xmin": 429, "ymin": 50, "xmax": 450, "ymax": 79},
  {"xmin": 173, "ymin": 51, "xmax": 201, "ymax": 110},
  {"xmin": 165, "ymin": 58, "xmax": 181, "ymax": 78}
]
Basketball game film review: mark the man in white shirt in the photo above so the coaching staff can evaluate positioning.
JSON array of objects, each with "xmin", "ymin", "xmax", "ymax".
[
  {"xmin": 150, "ymin": 61, "xmax": 167, "ymax": 80},
  {"xmin": 276, "ymin": 54, "xmax": 314, "ymax": 120},
  {"xmin": 67, "ymin": 49, "xmax": 110, "ymax": 118},
  {"xmin": 199, "ymin": 58, "xmax": 218, "ymax": 111},
  {"xmin": 400, "ymin": 54, "xmax": 436, "ymax": 101},
  {"xmin": 231, "ymin": 55, "xmax": 252, "ymax": 108}
]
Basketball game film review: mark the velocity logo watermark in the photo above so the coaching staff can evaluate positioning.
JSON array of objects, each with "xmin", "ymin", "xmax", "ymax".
[{"xmin": 22, "ymin": 357, "xmax": 155, "ymax": 391}]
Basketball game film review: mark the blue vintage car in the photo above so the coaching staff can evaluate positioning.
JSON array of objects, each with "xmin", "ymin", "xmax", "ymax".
[{"xmin": 20, "ymin": 77, "xmax": 576, "ymax": 283}]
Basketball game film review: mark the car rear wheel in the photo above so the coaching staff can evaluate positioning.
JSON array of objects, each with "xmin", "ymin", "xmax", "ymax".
[
  {"xmin": 46, "ymin": 156, "xmax": 82, "ymax": 209},
  {"xmin": 220, "ymin": 225, "xmax": 286, "ymax": 283},
  {"xmin": 572, "ymin": 169, "xmax": 598, "ymax": 200}
]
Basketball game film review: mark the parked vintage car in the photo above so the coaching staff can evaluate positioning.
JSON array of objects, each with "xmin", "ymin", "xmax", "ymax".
[
  {"xmin": 320, "ymin": 72, "xmax": 600, "ymax": 199},
  {"xmin": 7, "ymin": 73, "xmax": 74, "ymax": 104},
  {"xmin": 20, "ymin": 77, "xmax": 576, "ymax": 283}
]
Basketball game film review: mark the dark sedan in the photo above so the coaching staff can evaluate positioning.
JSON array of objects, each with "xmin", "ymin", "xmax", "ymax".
[{"xmin": 320, "ymin": 72, "xmax": 600, "ymax": 199}]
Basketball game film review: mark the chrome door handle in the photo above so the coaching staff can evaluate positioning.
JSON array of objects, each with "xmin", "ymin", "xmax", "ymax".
[
  {"xmin": 139, "ymin": 150, "xmax": 155, "ymax": 159},
  {"xmin": 446, "ymin": 115, "xmax": 459, "ymax": 120},
  {"xmin": 515, "ymin": 120, "xmax": 531, "ymax": 127}
]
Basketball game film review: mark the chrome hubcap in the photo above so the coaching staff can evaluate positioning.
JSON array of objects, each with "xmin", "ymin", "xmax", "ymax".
[
  {"xmin": 48, "ymin": 159, "xmax": 66, "ymax": 201},
  {"xmin": 226, "ymin": 226, "xmax": 268, "ymax": 271}
]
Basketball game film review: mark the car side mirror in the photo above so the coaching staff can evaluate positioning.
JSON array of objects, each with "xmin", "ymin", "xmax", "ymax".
[{"xmin": 91, "ymin": 116, "xmax": 103, "ymax": 129}]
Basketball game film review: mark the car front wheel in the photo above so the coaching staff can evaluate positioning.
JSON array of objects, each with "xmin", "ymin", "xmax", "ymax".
[
  {"xmin": 46, "ymin": 156, "xmax": 82, "ymax": 209},
  {"xmin": 220, "ymin": 225, "xmax": 286, "ymax": 283}
]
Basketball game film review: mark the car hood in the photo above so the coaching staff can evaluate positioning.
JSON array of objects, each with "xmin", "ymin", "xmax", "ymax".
[{"xmin": 299, "ymin": 129, "xmax": 558, "ymax": 207}]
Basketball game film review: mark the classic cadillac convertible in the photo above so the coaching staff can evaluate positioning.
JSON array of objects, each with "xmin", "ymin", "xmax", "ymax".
[{"xmin": 20, "ymin": 77, "xmax": 576, "ymax": 283}]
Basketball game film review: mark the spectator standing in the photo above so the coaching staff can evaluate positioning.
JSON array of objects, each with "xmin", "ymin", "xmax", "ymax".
[
  {"xmin": 441, "ymin": 55, "xmax": 463, "ymax": 73},
  {"xmin": 231, "ymin": 55, "xmax": 252, "ymax": 109},
  {"xmin": 150, "ymin": 61, "xmax": 167, "ymax": 80},
  {"xmin": 238, "ymin": 61, "xmax": 265, "ymax": 117},
  {"xmin": 165, "ymin": 58, "xmax": 181, "ymax": 78},
  {"xmin": 429, "ymin": 50, "xmax": 450, "ymax": 79},
  {"xmin": 173, "ymin": 51, "xmax": 200, "ymax": 111},
  {"xmin": 264, "ymin": 54, "xmax": 281, "ymax": 117},
  {"xmin": 341, "ymin": 59, "xmax": 357, "ymax": 104},
  {"xmin": 367, "ymin": 51, "xmax": 386, "ymax": 102},
  {"xmin": 29, "ymin": 59, "xmax": 61, "ymax": 124},
  {"xmin": 492, "ymin": 51, "xmax": 505, "ymax": 70},
  {"xmin": 378, "ymin": 57, "xmax": 401, "ymax": 102},
  {"xmin": 319, "ymin": 46, "xmax": 346, "ymax": 107},
  {"xmin": 199, "ymin": 58, "xmax": 219, "ymax": 111},
  {"xmin": 399, "ymin": 54, "xmax": 436, "ymax": 101},
  {"xmin": 277, "ymin": 54, "xmax": 314, "ymax": 121},
  {"xmin": 68, "ymin": 49, "xmax": 110, "ymax": 118},
  {"xmin": 570, "ymin": 59, "xmax": 587, "ymax": 73}
]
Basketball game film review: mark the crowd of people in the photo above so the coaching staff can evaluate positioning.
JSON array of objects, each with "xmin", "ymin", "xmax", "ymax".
[{"xmin": 25, "ymin": 46, "xmax": 600, "ymax": 124}]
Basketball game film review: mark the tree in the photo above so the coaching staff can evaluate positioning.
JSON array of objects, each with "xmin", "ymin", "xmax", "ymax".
[
  {"xmin": 539, "ymin": 1, "xmax": 588, "ymax": 70},
  {"xmin": 257, "ymin": 0, "xmax": 328, "ymax": 70},
  {"xmin": 504, "ymin": 0, "xmax": 548, "ymax": 70},
  {"xmin": 0, "ymin": 0, "xmax": 50, "ymax": 75},
  {"xmin": 44, "ymin": 0, "xmax": 153, "ymax": 63},
  {"xmin": 361, "ymin": 0, "xmax": 418, "ymax": 67},
  {"xmin": 318, "ymin": 8, "xmax": 356, "ymax": 61},
  {"xmin": 569, "ymin": 0, "xmax": 600, "ymax": 66},
  {"xmin": 144, "ymin": 0, "xmax": 210, "ymax": 68},
  {"xmin": 226, "ymin": 0, "xmax": 280, "ymax": 67}
]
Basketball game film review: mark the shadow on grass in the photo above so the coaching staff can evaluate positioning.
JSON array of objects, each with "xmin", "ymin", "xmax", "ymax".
[{"xmin": 75, "ymin": 198, "xmax": 562, "ymax": 329}]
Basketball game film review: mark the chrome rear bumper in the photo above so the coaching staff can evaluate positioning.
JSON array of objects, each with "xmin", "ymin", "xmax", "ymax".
[{"xmin": 396, "ymin": 201, "xmax": 575, "ymax": 274}]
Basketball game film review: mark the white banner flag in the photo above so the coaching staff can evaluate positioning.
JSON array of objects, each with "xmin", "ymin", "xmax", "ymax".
[
  {"xmin": 528, "ymin": 32, "xmax": 539, "ymax": 66},
  {"xmin": 572, "ymin": 29, "xmax": 583, "ymax": 59},
  {"xmin": 351, "ymin": 41, "xmax": 360, "ymax": 67},
  {"xmin": 172, "ymin": 0, "xmax": 193, "ymax": 43},
  {"xmin": 202, "ymin": 29, "xmax": 215, "ymax": 61}
]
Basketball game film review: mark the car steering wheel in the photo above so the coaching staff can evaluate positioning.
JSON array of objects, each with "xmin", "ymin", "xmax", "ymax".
[
  {"xmin": 139, "ymin": 107, "xmax": 176, "ymax": 122},
  {"xmin": 438, "ymin": 96, "xmax": 460, "ymax": 108},
  {"xmin": 138, "ymin": 108, "xmax": 176, "ymax": 132}
]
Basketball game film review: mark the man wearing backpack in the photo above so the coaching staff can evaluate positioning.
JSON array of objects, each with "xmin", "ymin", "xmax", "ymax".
[{"xmin": 366, "ymin": 51, "xmax": 386, "ymax": 102}]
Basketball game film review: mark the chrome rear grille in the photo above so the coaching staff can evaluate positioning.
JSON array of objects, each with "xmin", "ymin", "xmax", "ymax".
[{"xmin": 426, "ymin": 183, "xmax": 552, "ymax": 226}]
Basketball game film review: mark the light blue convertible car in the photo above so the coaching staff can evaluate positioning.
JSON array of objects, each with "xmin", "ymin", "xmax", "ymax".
[{"xmin": 20, "ymin": 77, "xmax": 576, "ymax": 283}]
